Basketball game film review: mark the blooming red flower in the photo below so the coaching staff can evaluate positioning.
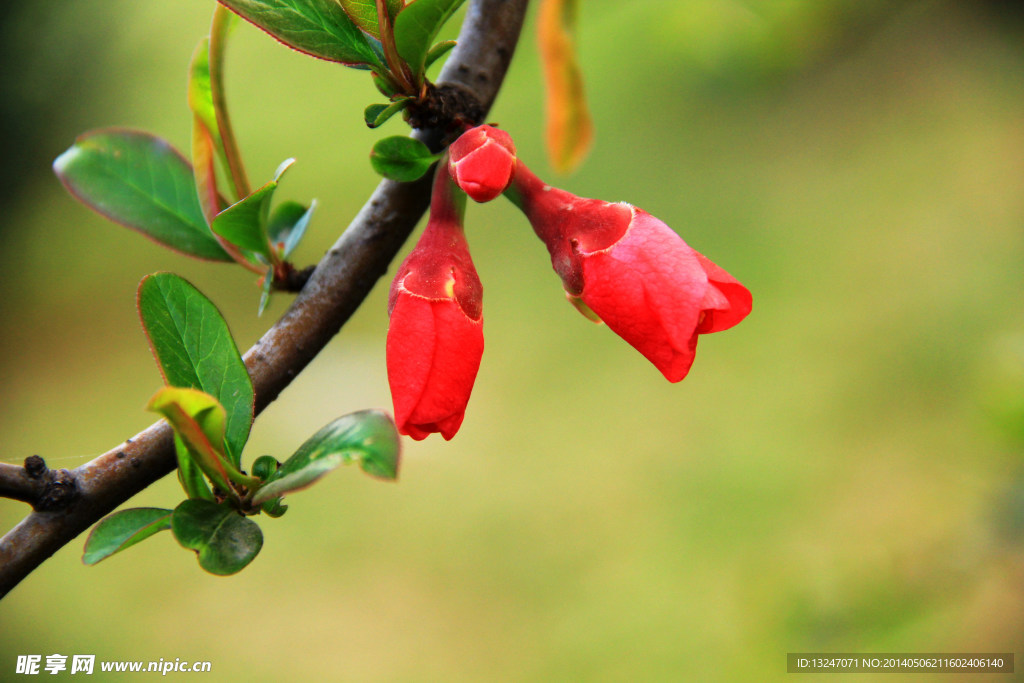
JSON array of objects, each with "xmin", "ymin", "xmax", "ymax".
[
  {"xmin": 386, "ymin": 163, "xmax": 484, "ymax": 440},
  {"xmin": 448, "ymin": 125, "xmax": 517, "ymax": 203},
  {"xmin": 509, "ymin": 163, "xmax": 751, "ymax": 382}
]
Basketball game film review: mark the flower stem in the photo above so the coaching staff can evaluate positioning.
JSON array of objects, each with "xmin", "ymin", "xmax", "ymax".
[{"xmin": 429, "ymin": 154, "xmax": 467, "ymax": 224}]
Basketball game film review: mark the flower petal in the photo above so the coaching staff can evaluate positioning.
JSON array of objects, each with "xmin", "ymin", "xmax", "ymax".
[
  {"xmin": 386, "ymin": 294, "xmax": 483, "ymax": 440},
  {"xmin": 693, "ymin": 252, "xmax": 752, "ymax": 334},
  {"xmin": 579, "ymin": 213, "xmax": 709, "ymax": 382}
]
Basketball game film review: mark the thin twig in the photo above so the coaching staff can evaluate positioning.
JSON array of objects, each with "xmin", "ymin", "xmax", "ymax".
[{"xmin": 0, "ymin": 0, "xmax": 530, "ymax": 599}]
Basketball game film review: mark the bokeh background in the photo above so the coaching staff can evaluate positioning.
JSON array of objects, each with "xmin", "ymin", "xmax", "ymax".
[{"xmin": 3, "ymin": 0, "xmax": 1024, "ymax": 680}]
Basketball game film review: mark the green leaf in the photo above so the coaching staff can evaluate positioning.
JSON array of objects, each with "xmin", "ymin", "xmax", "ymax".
[
  {"xmin": 394, "ymin": 0, "xmax": 466, "ymax": 78},
  {"xmin": 175, "ymin": 433, "xmax": 215, "ymax": 501},
  {"xmin": 189, "ymin": 39, "xmax": 227, "ymax": 226},
  {"xmin": 171, "ymin": 499, "xmax": 263, "ymax": 575},
  {"xmin": 138, "ymin": 273, "xmax": 253, "ymax": 465},
  {"xmin": 364, "ymin": 99, "xmax": 410, "ymax": 128},
  {"xmin": 372, "ymin": 71, "xmax": 400, "ymax": 98},
  {"xmin": 339, "ymin": 0, "xmax": 404, "ymax": 40},
  {"xmin": 251, "ymin": 455, "xmax": 279, "ymax": 480},
  {"xmin": 251, "ymin": 410, "xmax": 400, "ymax": 505},
  {"xmin": 251, "ymin": 454, "xmax": 289, "ymax": 517},
  {"xmin": 82, "ymin": 508, "xmax": 173, "ymax": 565},
  {"xmin": 53, "ymin": 129, "xmax": 230, "ymax": 261},
  {"xmin": 370, "ymin": 136, "xmax": 439, "ymax": 182},
  {"xmin": 257, "ymin": 267, "xmax": 274, "ymax": 317},
  {"xmin": 219, "ymin": 0, "xmax": 383, "ymax": 67},
  {"xmin": 424, "ymin": 39, "xmax": 456, "ymax": 71},
  {"xmin": 148, "ymin": 386, "xmax": 238, "ymax": 493},
  {"xmin": 188, "ymin": 38, "xmax": 223, "ymax": 158},
  {"xmin": 267, "ymin": 199, "xmax": 315, "ymax": 260},
  {"xmin": 212, "ymin": 158, "xmax": 294, "ymax": 262}
]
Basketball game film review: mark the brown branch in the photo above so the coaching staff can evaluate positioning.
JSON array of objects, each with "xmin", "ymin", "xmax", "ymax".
[
  {"xmin": 0, "ymin": 0, "xmax": 530, "ymax": 599},
  {"xmin": 0, "ymin": 458, "xmax": 76, "ymax": 509}
]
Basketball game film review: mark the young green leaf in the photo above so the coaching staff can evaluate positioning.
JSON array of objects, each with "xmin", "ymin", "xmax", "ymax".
[
  {"xmin": 257, "ymin": 267, "xmax": 274, "ymax": 317},
  {"xmin": 393, "ymin": 0, "xmax": 465, "ymax": 78},
  {"xmin": 219, "ymin": 0, "xmax": 384, "ymax": 67},
  {"xmin": 191, "ymin": 117, "xmax": 225, "ymax": 229},
  {"xmin": 188, "ymin": 38, "xmax": 224, "ymax": 159},
  {"xmin": 267, "ymin": 199, "xmax": 315, "ymax": 260},
  {"xmin": 212, "ymin": 159, "xmax": 295, "ymax": 262},
  {"xmin": 339, "ymin": 0, "xmax": 405, "ymax": 40},
  {"xmin": 251, "ymin": 455, "xmax": 288, "ymax": 517},
  {"xmin": 174, "ymin": 433, "xmax": 215, "ymax": 501},
  {"xmin": 82, "ymin": 508, "xmax": 173, "ymax": 565},
  {"xmin": 171, "ymin": 499, "xmax": 263, "ymax": 575},
  {"xmin": 53, "ymin": 129, "xmax": 230, "ymax": 261},
  {"xmin": 538, "ymin": 0, "xmax": 593, "ymax": 173},
  {"xmin": 251, "ymin": 455, "xmax": 280, "ymax": 481},
  {"xmin": 251, "ymin": 410, "xmax": 400, "ymax": 505},
  {"xmin": 372, "ymin": 71, "xmax": 400, "ymax": 98},
  {"xmin": 189, "ymin": 39, "xmax": 227, "ymax": 226},
  {"xmin": 364, "ymin": 99, "xmax": 410, "ymax": 128},
  {"xmin": 138, "ymin": 273, "xmax": 253, "ymax": 464},
  {"xmin": 424, "ymin": 39, "xmax": 456, "ymax": 71},
  {"xmin": 147, "ymin": 386, "xmax": 241, "ymax": 494},
  {"xmin": 370, "ymin": 136, "xmax": 439, "ymax": 182}
]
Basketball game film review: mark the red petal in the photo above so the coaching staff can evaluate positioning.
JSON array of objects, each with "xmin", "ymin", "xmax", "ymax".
[
  {"xmin": 693, "ymin": 252, "xmax": 752, "ymax": 334},
  {"xmin": 449, "ymin": 126, "xmax": 517, "ymax": 203},
  {"xmin": 579, "ymin": 211, "xmax": 708, "ymax": 382},
  {"xmin": 386, "ymin": 293, "xmax": 484, "ymax": 440}
]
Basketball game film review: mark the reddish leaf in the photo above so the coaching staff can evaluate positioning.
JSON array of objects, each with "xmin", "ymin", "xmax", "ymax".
[{"xmin": 538, "ymin": 0, "xmax": 593, "ymax": 174}]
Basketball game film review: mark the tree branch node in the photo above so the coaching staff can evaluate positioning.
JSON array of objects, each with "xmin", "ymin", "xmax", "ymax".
[{"xmin": 1, "ymin": 456, "xmax": 78, "ymax": 511}]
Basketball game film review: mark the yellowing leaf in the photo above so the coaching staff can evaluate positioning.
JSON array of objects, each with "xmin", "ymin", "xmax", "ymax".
[{"xmin": 538, "ymin": 0, "xmax": 593, "ymax": 174}]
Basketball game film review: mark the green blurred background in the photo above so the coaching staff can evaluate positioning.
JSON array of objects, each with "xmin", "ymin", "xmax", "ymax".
[{"xmin": 3, "ymin": 0, "xmax": 1024, "ymax": 680}]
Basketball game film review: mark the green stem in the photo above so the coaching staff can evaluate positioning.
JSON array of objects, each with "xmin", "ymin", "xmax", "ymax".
[
  {"xmin": 210, "ymin": 5, "xmax": 251, "ymax": 200},
  {"xmin": 224, "ymin": 467, "xmax": 262, "ymax": 492}
]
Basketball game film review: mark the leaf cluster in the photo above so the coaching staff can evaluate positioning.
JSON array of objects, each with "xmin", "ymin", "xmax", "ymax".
[{"xmin": 83, "ymin": 273, "xmax": 400, "ymax": 575}]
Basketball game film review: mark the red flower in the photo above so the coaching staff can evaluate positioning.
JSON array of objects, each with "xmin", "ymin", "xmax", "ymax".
[
  {"xmin": 448, "ymin": 125, "xmax": 517, "ymax": 203},
  {"xmin": 509, "ymin": 164, "xmax": 751, "ymax": 382},
  {"xmin": 386, "ymin": 164, "xmax": 484, "ymax": 440}
]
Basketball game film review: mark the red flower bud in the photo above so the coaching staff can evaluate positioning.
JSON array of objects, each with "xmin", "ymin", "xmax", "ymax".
[
  {"xmin": 448, "ymin": 125, "xmax": 517, "ymax": 203},
  {"xmin": 510, "ymin": 164, "xmax": 751, "ymax": 382},
  {"xmin": 386, "ymin": 164, "xmax": 484, "ymax": 440}
]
